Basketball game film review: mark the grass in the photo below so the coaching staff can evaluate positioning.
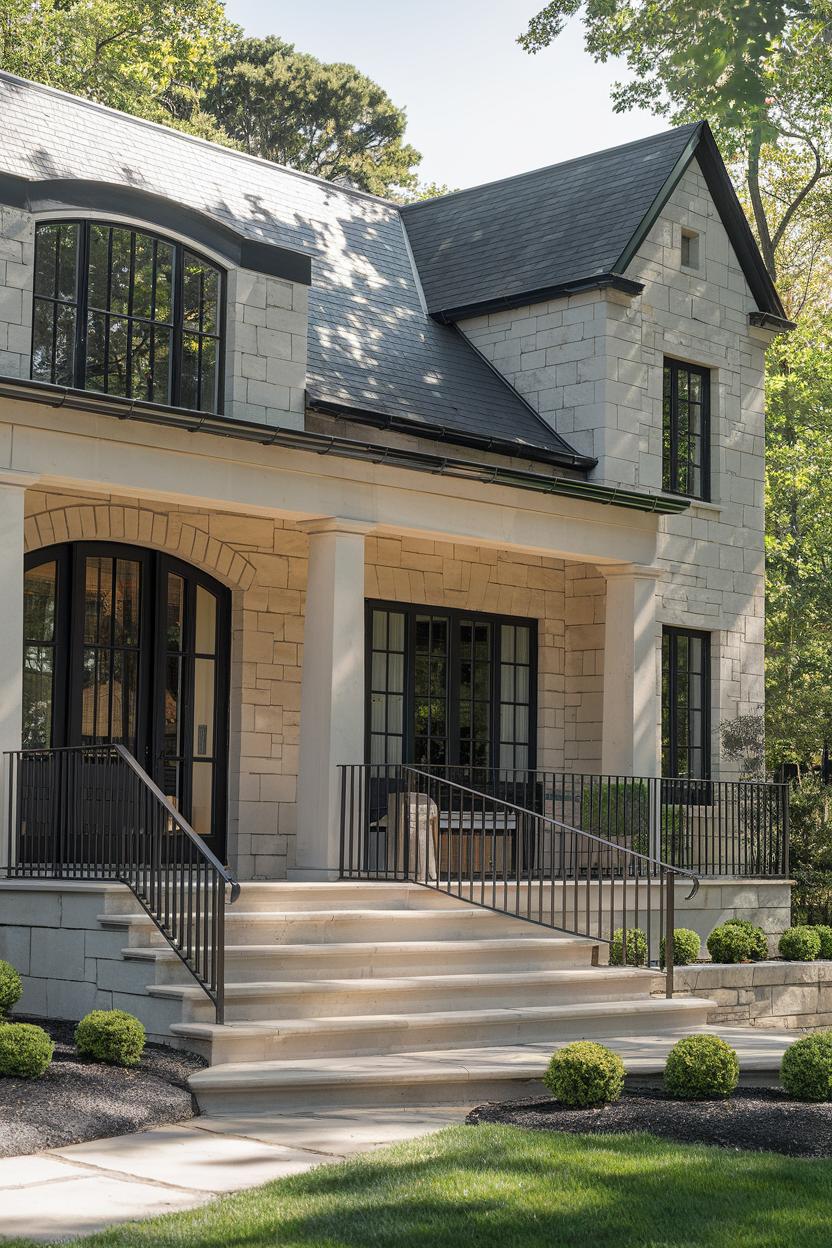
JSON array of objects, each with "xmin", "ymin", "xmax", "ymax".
[{"xmin": 8, "ymin": 1124, "xmax": 832, "ymax": 1248}]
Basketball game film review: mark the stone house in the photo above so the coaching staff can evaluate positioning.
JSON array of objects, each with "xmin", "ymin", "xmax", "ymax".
[{"xmin": 0, "ymin": 74, "xmax": 796, "ymax": 1107}]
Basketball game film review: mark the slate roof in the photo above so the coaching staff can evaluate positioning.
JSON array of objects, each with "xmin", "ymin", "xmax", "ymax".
[
  {"xmin": 0, "ymin": 73, "xmax": 586, "ymax": 466},
  {"xmin": 400, "ymin": 125, "xmax": 701, "ymax": 319}
]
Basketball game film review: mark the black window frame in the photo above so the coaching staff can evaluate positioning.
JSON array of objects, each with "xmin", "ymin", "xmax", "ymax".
[
  {"xmin": 365, "ymin": 599, "xmax": 538, "ymax": 773},
  {"xmin": 662, "ymin": 625, "xmax": 712, "ymax": 780},
  {"xmin": 31, "ymin": 219, "xmax": 226, "ymax": 414},
  {"xmin": 662, "ymin": 357, "xmax": 711, "ymax": 501},
  {"xmin": 22, "ymin": 541, "xmax": 231, "ymax": 856}
]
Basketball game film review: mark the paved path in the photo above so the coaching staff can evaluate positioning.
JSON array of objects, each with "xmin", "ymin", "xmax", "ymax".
[{"xmin": 0, "ymin": 1107, "xmax": 469, "ymax": 1242}]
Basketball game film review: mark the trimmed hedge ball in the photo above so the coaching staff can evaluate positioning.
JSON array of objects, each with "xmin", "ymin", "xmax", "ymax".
[
  {"xmin": 706, "ymin": 923, "xmax": 754, "ymax": 964},
  {"xmin": 660, "ymin": 927, "xmax": 701, "ymax": 969},
  {"xmin": 75, "ymin": 1010, "xmax": 146, "ymax": 1067},
  {"xmin": 0, "ymin": 960, "xmax": 22, "ymax": 1016},
  {"xmin": 779, "ymin": 926, "xmax": 821, "ymax": 962},
  {"xmin": 609, "ymin": 927, "xmax": 648, "ymax": 967},
  {"xmin": 812, "ymin": 925, "xmax": 832, "ymax": 960},
  {"xmin": 0, "ymin": 1022, "xmax": 54, "ymax": 1078},
  {"xmin": 723, "ymin": 918, "xmax": 768, "ymax": 961},
  {"xmin": 664, "ymin": 1033, "xmax": 739, "ymax": 1100},
  {"xmin": 781, "ymin": 1032, "xmax": 832, "ymax": 1102},
  {"xmin": 544, "ymin": 1041, "xmax": 626, "ymax": 1108}
]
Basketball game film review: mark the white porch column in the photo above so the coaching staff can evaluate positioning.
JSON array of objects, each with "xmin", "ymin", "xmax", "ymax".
[
  {"xmin": 294, "ymin": 518, "xmax": 371, "ymax": 879},
  {"xmin": 600, "ymin": 564, "xmax": 662, "ymax": 777},
  {"xmin": 0, "ymin": 473, "xmax": 30, "ymax": 872}
]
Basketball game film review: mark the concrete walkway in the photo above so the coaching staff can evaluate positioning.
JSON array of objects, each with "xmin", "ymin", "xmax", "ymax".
[{"xmin": 0, "ymin": 1107, "xmax": 469, "ymax": 1242}]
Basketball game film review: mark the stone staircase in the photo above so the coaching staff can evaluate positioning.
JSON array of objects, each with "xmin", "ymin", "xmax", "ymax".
[{"xmin": 97, "ymin": 881, "xmax": 715, "ymax": 1113}]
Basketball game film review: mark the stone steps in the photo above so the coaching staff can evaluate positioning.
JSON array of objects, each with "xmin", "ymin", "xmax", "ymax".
[
  {"xmin": 151, "ymin": 965, "xmax": 653, "ymax": 1024},
  {"xmin": 190, "ymin": 1020, "xmax": 786, "ymax": 1115},
  {"xmin": 170, "ymin": 997, "xmax": 711, "ymax": 1064}
]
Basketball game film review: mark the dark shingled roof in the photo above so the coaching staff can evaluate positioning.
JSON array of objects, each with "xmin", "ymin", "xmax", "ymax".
[
  {"xmin": 0, "ymin": 72, "xmax": 586, "ymax": 466},
  {"xmin": 401, "ymin": 125, "xmax": 702, "ymax": 319}
]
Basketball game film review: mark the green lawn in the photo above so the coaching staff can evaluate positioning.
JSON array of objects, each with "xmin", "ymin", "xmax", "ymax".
[{"xmin": 10, "ymin": 1125, "xmax": 832, "ymax": 1248}]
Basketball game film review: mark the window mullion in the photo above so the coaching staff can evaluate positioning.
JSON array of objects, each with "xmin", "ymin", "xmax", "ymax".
[
  {"xmin": 172, "ymin": 244, "xmax": 183, "ymax": 408},
  {"xmin": 76, "ymin": 224, "xmax": 89, "ymax": 390}
]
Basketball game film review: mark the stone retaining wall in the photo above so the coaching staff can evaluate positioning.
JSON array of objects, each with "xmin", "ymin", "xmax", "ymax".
[{"xmin": 665, "ymin": 960, "xmax": 832, "ymax": 1029}]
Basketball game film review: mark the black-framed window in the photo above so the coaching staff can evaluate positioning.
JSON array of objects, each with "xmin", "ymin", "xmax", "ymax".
[
  {"xmin": 31, "ymin": 221, "xmax": 223, "ymax": 413},
  {"xmin": 367, "ymin": 601, "xmax": 536, "ymax": 773},
  {"xmin": 662, "ymin": 626, "xmax": 711, "ymax": 779},
  {"xmin": 22, "ymin": 542, "xmax": 230, "ymax": 852},
  {"xmin": 662, "ymin": 358, "xmax": 710, "ymax": 500}
]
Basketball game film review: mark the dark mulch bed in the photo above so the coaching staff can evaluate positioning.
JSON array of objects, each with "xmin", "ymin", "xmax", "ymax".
[
  {"xmin": 0, "ymin": 1015, "xmax": 206, "ymax": 1158},
  {"xmin": 468, "ymin": 1086, "xmax": 832, "ymax": 1157}
]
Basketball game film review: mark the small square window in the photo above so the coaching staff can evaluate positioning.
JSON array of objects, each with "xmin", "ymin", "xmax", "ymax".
[{"xmin": 681, "ymin": 230, "xmax": 699, "ymax": 269}]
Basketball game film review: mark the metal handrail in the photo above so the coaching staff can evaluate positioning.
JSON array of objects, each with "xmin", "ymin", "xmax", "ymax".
[
  {"xmin": 339, "ymin": 763, "xmax": 700, "ymax": 997},
  {"xmin": 3, "ymin": 745, "xmax": 239, "ymax": 1022}
]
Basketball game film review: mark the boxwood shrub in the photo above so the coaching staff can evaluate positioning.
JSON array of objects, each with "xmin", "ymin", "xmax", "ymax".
[
  {"xmin": 75, "ymin": 1009, "xmax": 146, "ymax": 1067},
  {"xmin": 609, "ymin": 927, "xmax": 648, "ymax": 967},
  {"xmin": 0, "ymin": 1022, "xmax": 54, "ymax": 1078},
  {"xmin": 722, "ymin": 918, "xmax": 768, "ymax": 961},
  {"xmin": 781, "ymin": 1032, "xmax": 832, "ymax": 1102},
  {"xmin": 544, "ymin": 1040, "xmax": 626, "ymax": 1107},
  {"xmin": 664, "ymin": 1034, "xmax": 739, "ymax": 1100},
  {"xmin": 0, "ymin": 960, "xmax": 22, "ymax": 1017},
  {"xmin": 659, "ymin": 927, "xmax": 701, "ymax": 969},
  {"xmin": 707, "ymin": 923, "xmax": 755, "ymax": 964},
  {"xmin": 812, "ymin": 924, "xmax": 832, "ymax": 960},
  {"xmin": 778, "ymin": 925, "xmax": 821, "ymax": 962}
]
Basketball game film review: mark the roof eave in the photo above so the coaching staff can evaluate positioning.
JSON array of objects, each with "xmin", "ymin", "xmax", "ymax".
[
  {"xmin": 430, "ymin": 274, "xmax": 644, "ymax": 324},
  {"xmin": 306, "ymin": 396, "xmax": 597, "ymax": 473}
]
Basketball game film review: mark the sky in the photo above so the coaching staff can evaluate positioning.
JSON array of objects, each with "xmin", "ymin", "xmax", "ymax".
[{"xmin": 223, "ymin": 0, "xmax": 662, "ymax": 190}]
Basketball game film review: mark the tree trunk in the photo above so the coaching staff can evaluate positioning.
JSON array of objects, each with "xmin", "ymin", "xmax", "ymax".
[{"xmin": 747, "ymin": 124, "xmax": 777, "ymax": 281}]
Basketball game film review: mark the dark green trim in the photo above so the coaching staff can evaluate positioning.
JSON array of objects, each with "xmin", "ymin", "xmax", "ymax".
[
  {"xmin": 613, "ymin": 124, "xmax": 704, "ymax": 276},
  {"xmin": 0, "ymin": 172, "xmax": 311, "ymax": 286},
  {"xmin": 749, "ymin": 311, "xmax": 796, "ymax": 333},
  {"xmin": 431, "ymin": 274, "xmax": 644, "ymax": 325},
  {"xmin": 0, "ymin": 374, "xmax": 691, "ymax": 515}
]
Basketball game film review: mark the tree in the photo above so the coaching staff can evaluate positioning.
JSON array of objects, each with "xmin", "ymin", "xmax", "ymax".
[
  {"xmin": 0, "ymin": 0, "xmax": 235, "ymax": 136},
  {"xmin": 201, "ymin": 36, "xmax": 421, "ymax": 196},
  {"xmin": 519, "ymin": 2, "xmax": 832, "ymax": 282}
]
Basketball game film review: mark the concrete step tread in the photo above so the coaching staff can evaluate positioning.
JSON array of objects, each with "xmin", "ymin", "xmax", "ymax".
[
  {"xmin": 172, "ymin": 995, "xmax": 713, "ymax": 1040},
  {"xmin": 100, "ymin": 907, "xmax": 548, "ymax": 924},
  {"xmin": 152, "ymin": 966, "xmax": 653, "ymax": 1002},
  {"xmin": 189, "ymin": 1025, "xmax": 789, "ymax": 1090},
  {"xmin": 124, "ymin": 934, "xmax": 597, "ymax": 962}
]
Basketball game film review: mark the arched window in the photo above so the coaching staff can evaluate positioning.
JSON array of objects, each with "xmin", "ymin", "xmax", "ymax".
[{"xmin": 31, "ymin": 221, "xmax": 223, "ymax": 413}]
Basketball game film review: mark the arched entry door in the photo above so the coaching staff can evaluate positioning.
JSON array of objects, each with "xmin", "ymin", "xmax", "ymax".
[{"xmin": 23, "ymin": 542, "xmax": 230, "ymax": 856}]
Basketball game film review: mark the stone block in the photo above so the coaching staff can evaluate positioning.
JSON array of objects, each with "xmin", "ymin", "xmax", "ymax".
[
  {"xmin": 30, "ymin": 927, "xmax": 86, "ymax": 981},
  {"xmin": 0, "ymin": 925, "xmax": 31, "ymax": 974}
]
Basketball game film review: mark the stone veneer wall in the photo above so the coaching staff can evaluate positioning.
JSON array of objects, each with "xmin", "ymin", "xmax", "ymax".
[
  {"xmin": 461, "ymin": 158, "xmax": 767, "ymax": 771},
  {"xmin": 25, "ymin": 492, "xmax": 601, "ymax": 879},
  {"xmin": 667, "ymin": 959, "xmax": 832, "ymax": 1030}
]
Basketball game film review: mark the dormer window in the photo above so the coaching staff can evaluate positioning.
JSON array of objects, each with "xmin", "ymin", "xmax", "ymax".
[
  {"xmin": 681, "ymin": 229, "xmax": 699, "ymax": 270},
  {"xmin": 31, "ymin": 221, "xmax": 223, "ymax": 413}
]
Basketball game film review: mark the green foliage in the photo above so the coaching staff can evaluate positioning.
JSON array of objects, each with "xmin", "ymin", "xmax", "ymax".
[
  {"xmin": 201, "ymin": 35, "xmax": 420, "ymax": 195},
  {"xmin": 722, "ymin": 918, "xmax": 768, "ymax": 961},
  {"xmin": 664, "ymin": 1034, "xmax": 740, "ymax": 1100},
  {"xmin": 788, "ymin": 777, "xmax": 832, "ymax": 924},
  {"xmin": 543, "ymin": 1040, "xmax": 625, "ymax": 1107},
  {"xmin": 0, "ymin": 0, "xmax": 235, "ymax": 136},
  {"xmin": 0, "ymin": 1022, "xmax": 53, "ymax": 1078},
  {"xmin": 659, "ymin": 927, "xmax": 701, "ymax": 969},
  {"xmin": 0, "ymin": 961, "xmax": 22, "ymax": 1017},
  {"xmin": 609, "ymin": 927, "xmax": 647, "ymax": 967},
  {"xmin": 75, "ymin": 1010, "xmax": 146, "ymax": 1067},
  {"xmin": 707, "ymin": 923, "xmax": 755, "ymax": 963},
  {"xmin": 579, "ymin": 781, "xmax": 682, "ymax": 862},
  {"xmin": 778, "ymin": 924, "xmax": 821, "ymax": 961},
  {"xmin": 781, "ymin": 1031, "xmax": 832, "ymax": 1101},
  {"xmin": 813, "ymin": 924, "xmax": 832, "ymax": 958},
  {"xmin": 719, "ymin": 714, "xmax": 766, "ymax": 780}
]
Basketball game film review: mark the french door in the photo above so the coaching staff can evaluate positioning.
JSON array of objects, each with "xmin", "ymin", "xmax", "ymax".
[{"xmin": 22, "ymin": 542, "xmax": 230, "ymax": 854}]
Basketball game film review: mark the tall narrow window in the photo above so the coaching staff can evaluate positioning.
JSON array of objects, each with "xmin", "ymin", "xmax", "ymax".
[
  {"xmin": 662, "ymin": 627, "xmax": 711, "ymax": 778},
  {"xmin": 499, "ymin": 623, "xmax": 531, "ymax": 770},
  {"xmin": 31, "ymin": 221, "xmax": 223, "ymax": 413},
  {"xmin": 663, "ymin": 358, "xmax": 710, "ymax": 500},
  {"xmin": 23, "ymin": 561, "xmax": 59, "ymax": 748},
  {"xmin": 413, "ymin": 614, "xmax": 449, "ymax": 766},
  {"xmin": 369, "ymin": 608, "xmax": 406, "ymax": 765}
]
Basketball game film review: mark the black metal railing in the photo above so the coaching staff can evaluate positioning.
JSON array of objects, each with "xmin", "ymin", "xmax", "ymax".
[
  {"xmin": 409, "ymin": 767, "xmax": 789, "ymax": 879},
  {"xmin": 3, "ymin": 745, "xmax": 239, "ymax": 1022},
  {"xmin": 339, "ymin": 763, "xmax": 700, "ymax": 997}
]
